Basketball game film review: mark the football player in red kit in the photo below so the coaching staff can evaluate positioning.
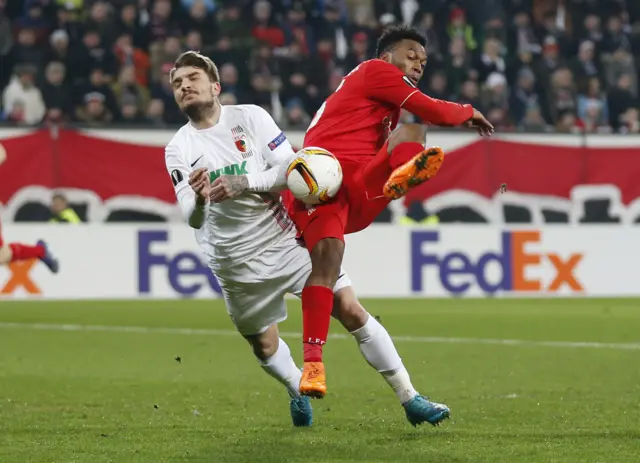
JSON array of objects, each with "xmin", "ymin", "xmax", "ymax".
[
  {"xmin": 286, "ymin": 26, "xmax": 494, "ymax": 398},
  {"xmin": 0, "ymin": 222, "xmax": 59, "ymax": 273}
]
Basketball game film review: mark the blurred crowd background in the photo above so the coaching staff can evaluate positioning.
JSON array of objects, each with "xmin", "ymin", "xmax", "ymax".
[{"xmin": 1, "ymin": 0, "xmax": 640, "ymax": 132}]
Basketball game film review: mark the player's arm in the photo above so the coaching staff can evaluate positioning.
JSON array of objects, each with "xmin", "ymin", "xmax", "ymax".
[
  {"xmin": 165, "ymin": 144, "xmax": 209, "ymax": 229},
  {"xmin": 249, "ymin": 106, "xmax": 297, "ymax": 191},
  {"xmin": 364, "ymin": 60, "xmax": 474, "ymax": 127},
  {"xmin": 210, "ymin": 107, "xmax": 295, "ymax": 202}
]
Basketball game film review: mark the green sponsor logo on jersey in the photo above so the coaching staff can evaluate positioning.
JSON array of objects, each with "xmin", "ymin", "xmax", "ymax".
[{"xmin": 209, "ymin": 161, "xmax": 248, "ymax": 182}]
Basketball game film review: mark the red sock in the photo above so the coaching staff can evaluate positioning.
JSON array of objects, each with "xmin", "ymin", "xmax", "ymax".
[
  {"xmin": 302, "ymin": 285, "xmax": 334, "ymax": 362},
  {"xmin": 390, "ymin": 142, "xmax": 424, "ymax": 170},
  {"xmin": 9, "ymin": 243, "xmax": 45, "ymax": 262}
]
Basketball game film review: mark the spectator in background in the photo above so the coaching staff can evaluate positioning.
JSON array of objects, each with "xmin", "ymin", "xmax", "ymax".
[
  {"xmin": 510, "ymin": 68, "xmax": 539, "ymax": 124},
  {"xmin": 519, "ymin": 103, "xmax": 551, "ymax": 132},
  {"xmin": 10, "ymin": 28, "xmax": 45, "ymax": 70},
  {"xmin": 219, "ymin": 63, "xmax": 247, "ymax": 102},
  {"xmin": 583, "ymin": 14, "xmax": 603, "ymax": 49},
  {"xmin": 113, "ymin": 33, "xmax": 151, "ymax": 86},
  {"xmin": 252, "ymin": 0, "xmax": 285, "ymax": 48},
  {"xmin": 46, "ymin": 30, "xmax": 72, "ymax": 76},
  {"xmin": 342, "ymin": 31, "xmax": 369, "ymax": 70},
  {"xmin": 74, "ymin": 67, "xmax": 120, "ymax": 120},
  {"xmin": 69, "ymin": 29, "xmax": 118, "ymax": 83},
  {"xmin": 475, "ymin": 38, "xmax": 506, "ymax": 83},
  {"xmin": 285, "ymin": 98, "xmax": 310, "ymax": 128},
  {"xmin": 75, "ymin": 92, "xmax": 113, "ymax": 125},
  {"xmin": 183, "ymin": 1, "xmax": 215, "ymax": 47},
  {"xmin": 84, "ymin": 1, "xmax": 116, "ymax": 46},
  {"xmin": 457, "ymin": 80, "xmax": 482, "ymax": 110},
  {"xmin": 556, "ymin": 110, "xmax": 581, "ymax": 133},
  {"xmin": 282, "ymin": 3, "xmax": 314, "ymax": 53},
  {"xmin": 216, "ymin": 4, "xmax": 254, "ymax": 52},
  {"xmin": 608, "ymin": 73, "xmax": 637, "ymax": 130},
  {"xmin": 577, "ymin": 77, "xmax": 609, "ymax": 126},
  {"xmin": 248, "ymin": 73, "xmax": 275, "ymax": 108},
  {"xmin": 447, "ymin": 8, "xmax": 477, "ymax": 52},
  {"xmin": 150, "ymin": 64, "xmax": 184, "ymax": 124},
  {"xmin": 0, "ymin": 3, "xmax": 12, "ymax": 90},
  {"xmin": 413, "ymin": 12, "xmax": 441, "ymax": 64},
  {"xmin": 547, "ymin": 67, "xmax": 577, "ymax": 124},
  {"xmin": 510, "ymin": 11, "xmax": 541, "ymax": 56},
  {"xmin": 425, "ymin": 71, "xmax": 449, "ymax": 100},
  {"xmin": 443, "ymin": 37, "xmax": 470, "ymax": 97},
  {"xmin": 482, "ymin": 72, "xmax": 509, "ymax": 112},
  {"xmin": 619, "ymin": 108, "xmax": 640, "ymax": 134},
  {"xmin": 41, "ymin": 61, "xmax": 71, "ymax": 123},
  {"xmin": 603, "ymin": 49, "xmax": 637, "ymax": 96},
  {"xmin": 117, "ymin": 3, "xmax": 149, "ymax": 50},
  {"xmin": 601, "ymin": 14, "xmax": 633, "ymax": 54},
  {"xmin": 14, "ymin": 2, "xmax": 50, "ymax": 43},
  {"xmin": 2, "ymin": 65, "xmax": 45, "ymax": 125},
  {"xmin": 149, "ymin": 36, "xmax": 182, "ymax": 84},
  {"xmin": 570, "ymin": 40, "xmax": 601, "ymax": 91},
  {"xmin": 50, "ymin": 193, "xmax": 81, "ymax": 224},
  {"xmin": 185, "ymin": 30, "xmax": 202, "ymax": 52},
  {"xmin": 180, "ymin": 0, "xmax": 216, "ymax": 15},
  {"xmin": 111, "ymin": 65, "xmax": 150, "ymax": 120},
  {"xmin": 148, "ymin": 0, "xmax": 177, "ymax": 44}
]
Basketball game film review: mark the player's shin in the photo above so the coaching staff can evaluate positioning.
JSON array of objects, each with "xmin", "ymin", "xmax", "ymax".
[
  {"xmin": 258, "ymin": 337, "xmax": 302, "ymax": 398},
  {"xmin": 301, "ymin": 285, "xmax": 334, "ymax": 362},
  {"xmin": 389, "ymin": 142, "xmax": 425, "ymax": 170},
  {"xmin": 350, "ymin": 315, "xmax": 418, "ymax": 404},
  {"xmin": 9, "ymin": 242, "xmax": 45, "ymax": 261}
]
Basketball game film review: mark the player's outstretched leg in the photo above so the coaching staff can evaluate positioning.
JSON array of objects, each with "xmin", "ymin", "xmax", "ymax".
[
  {"xmin": 245, "ymin": 325, "xmax": 313, "ymax": 427},
  {"xmin": 0, "ymin": 240, "xmax": 59, "ymax": 273},
  {"xmin": 300, "ymin": 236, "xmax": 345, "ymax": 399},
  {"xmin": 381, "ymin": 124, "xmax": 445, "ymax": 200},
  {"xmin": 332, "ymin": 287, "xmax": 450, "ymax": 427}
]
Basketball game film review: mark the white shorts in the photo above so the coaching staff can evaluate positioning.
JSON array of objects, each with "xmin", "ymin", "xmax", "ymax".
[{"xmin": 214, "ymin": 238, "xmax": 352, "ymax": 336}]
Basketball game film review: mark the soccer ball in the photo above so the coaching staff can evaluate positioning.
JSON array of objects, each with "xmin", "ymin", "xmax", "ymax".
[{"xmin": 286, "ymin": 148, "xmax": 343, "ymax": 205}]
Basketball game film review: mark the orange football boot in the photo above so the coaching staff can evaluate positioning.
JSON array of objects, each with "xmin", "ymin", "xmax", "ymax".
[
  {"xmin": 299, "ymin": 362, "xmax": 327, "ymax": 398},
  {"xmin": 383, "ymin": 146, "xmax": 445, "ymax": 200}
]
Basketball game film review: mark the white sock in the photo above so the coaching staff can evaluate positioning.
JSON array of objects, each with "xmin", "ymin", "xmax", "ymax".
[
  {"xmin": 257, "ymin": 337, "xmax": 302, "ymax": 398},
  {"xmin": 350, "ymin": 315, "xmax": 418, "ymax": 404}
]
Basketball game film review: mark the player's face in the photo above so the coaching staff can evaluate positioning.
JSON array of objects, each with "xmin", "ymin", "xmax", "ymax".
[
  {"xmin": 388, "ymin": 39, "xmax": 427, "ymax": 84},
  {"xmin": 171, "ymin": 66, "xmax": 220, "ymax": 118}
]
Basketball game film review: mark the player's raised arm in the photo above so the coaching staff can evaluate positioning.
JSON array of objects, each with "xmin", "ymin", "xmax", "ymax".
[
  {"xmin": 165, "ymin": 143, "xmax": 209, "ymax": 229},
  {"xmin": 365, "ymin": 26, "xmax": 494, "ymax": 135},
  {"xmin": 364, "ymin": 60, "xmax": 474, "ymax": 127},
  {"xmin": 248, "ymin": 105, "xmax": 297, "ymax": 191}
]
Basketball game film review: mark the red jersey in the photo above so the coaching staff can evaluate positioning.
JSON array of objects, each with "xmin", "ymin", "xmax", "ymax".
[{"xmin": 304, "ymin": 59, "xmax": 474, "ymax": 161}]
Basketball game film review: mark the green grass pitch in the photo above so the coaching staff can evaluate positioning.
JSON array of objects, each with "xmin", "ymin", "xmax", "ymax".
[{"xmin": 0, "ymin": 299, "xmax": 639, "ymax": 462}]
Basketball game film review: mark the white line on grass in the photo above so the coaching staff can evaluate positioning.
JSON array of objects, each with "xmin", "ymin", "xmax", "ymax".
[{"xmin": 0, "ymin": 322, "xmax": 639, "ymax": 351}]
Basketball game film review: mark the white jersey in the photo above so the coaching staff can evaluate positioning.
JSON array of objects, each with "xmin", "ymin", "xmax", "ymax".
[{"xmin": 165, "ymin": 104, "xmax": 297, "ymax": 272}]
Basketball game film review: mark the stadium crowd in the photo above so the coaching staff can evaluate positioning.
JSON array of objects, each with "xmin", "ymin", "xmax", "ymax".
[{"xmin": 1, "ymin": 0, "xmax": 640, "ymax": 132}]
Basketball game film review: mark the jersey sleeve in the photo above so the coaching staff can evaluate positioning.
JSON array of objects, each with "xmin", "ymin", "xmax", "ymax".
[
  {"xmin": 246, "ymin": 106, "xmax": 297, "ymax": 192},
  {"xmin": 165, "ymin": 143, "xmax": 207, "ymax": 228},
  {"xmin": 364, "ymin": 60, "xmax": 474, "ymax": 126}
]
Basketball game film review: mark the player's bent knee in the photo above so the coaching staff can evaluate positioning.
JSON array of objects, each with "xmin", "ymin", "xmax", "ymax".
[
  {"xmin": 244, "ymin": 324, "xmax": 280, "ymax": 361},
  {"xmin": 0, "ymin": 245, "xmax": 12, "ymax": 265},
  {"xmin": 387, "ymin": 123, "xmax": 427, "ymax": 153},
  {"xmin": 332, "ymin": 286, "xmax": 369, "ymax": 332},
  {"xmin": 308, "ymin": 238, "xmax": 344, "ymax": 287}
]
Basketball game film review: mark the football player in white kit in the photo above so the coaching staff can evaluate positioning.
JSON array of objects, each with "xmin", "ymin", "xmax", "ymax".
[{"xmin": 164, "ymin": 51, "xmax": 450, "ymax": 428}]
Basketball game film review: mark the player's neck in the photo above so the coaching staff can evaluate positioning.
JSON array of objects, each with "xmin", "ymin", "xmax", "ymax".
[{"xmin": 189, "ymin": 101, "xmax": 222, "ymax": 130}]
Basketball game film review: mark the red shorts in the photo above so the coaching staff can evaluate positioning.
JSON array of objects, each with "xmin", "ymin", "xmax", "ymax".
[{"xmin": 285, "ymin": 141, "xmax": 393, "ymax": 251}]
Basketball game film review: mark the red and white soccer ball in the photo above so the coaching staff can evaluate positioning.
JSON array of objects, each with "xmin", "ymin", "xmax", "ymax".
[{"xmin": 286, "ymin": 147, "xmax": 343, "ymax": 205}]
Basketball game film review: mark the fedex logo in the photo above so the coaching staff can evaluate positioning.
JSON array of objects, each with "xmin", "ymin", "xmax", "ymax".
[
  {"xmin": 138, "ymin": 231, "xmax": 221, "ymax": 297},
  {"xmin": 411, "ymin": 231, "xmax": 584, "ymax": 295},
  {"xmin": 1, "ymin": 260, "xmax": 40, "ymax": 295}
]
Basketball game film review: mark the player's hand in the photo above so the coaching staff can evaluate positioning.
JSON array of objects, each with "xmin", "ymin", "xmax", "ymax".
[
  {"xmin": 466, "ymin": 109, "xmax": 494, "ymax": 136},
  {"xmin": 189, "ymin": 167, "xmax": 211, "ymax": 204},
  {"xmin": 210, "ymin": 175, "xmax": 249, "ymax": 203}
]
